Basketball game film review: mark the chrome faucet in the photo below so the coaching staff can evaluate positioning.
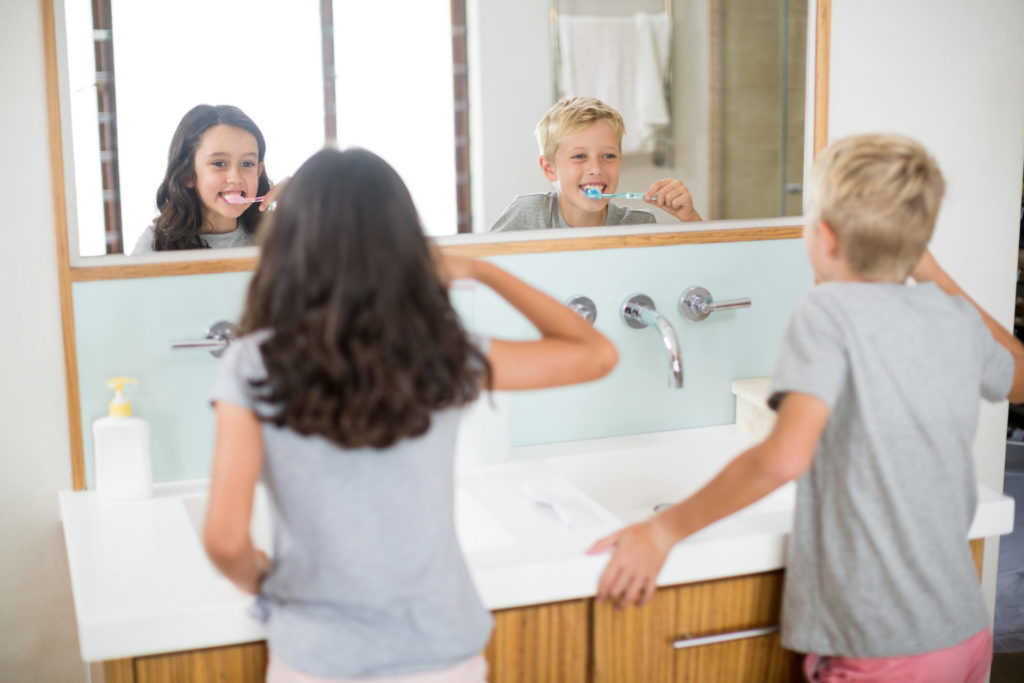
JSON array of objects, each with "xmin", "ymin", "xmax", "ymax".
[{"xmin": 620, "ymin": 294, "xmax": 683, "ymax": 389}]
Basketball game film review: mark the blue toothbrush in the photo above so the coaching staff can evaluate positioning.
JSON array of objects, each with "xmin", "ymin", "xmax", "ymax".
[{"xmin": 584, "ymin": 188, "xmax": 654, "ymax": 200}]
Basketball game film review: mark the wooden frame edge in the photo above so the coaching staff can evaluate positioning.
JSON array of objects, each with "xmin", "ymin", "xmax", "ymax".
[
  {"xmin": 43, "ymin": 0, "xmax": 86, "ymax": 490},
  {"xmin": 813, "ymin": 0, "xmax": 830, "ymax": 157},
  {"xmin": 70, "ymin": 257, "xmax": 259, "ymax": 282},
  {"xmin": 441, "ymin": 226, "xmax": 803, "ymax": 257}
]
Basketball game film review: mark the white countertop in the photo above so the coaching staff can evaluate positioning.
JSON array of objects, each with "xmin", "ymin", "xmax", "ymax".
[{"xmin": 59, "ymin": 424, "xmax": 1016, "ymax": 662}]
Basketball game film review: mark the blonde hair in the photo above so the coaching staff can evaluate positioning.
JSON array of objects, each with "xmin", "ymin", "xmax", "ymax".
[
  {"xmin": 534, "ymin": 96, "xmax": 626, "ymax": 160},
  {"xmin": 808, "ymin": 133, "xmax": 946, "ymax": 281}
]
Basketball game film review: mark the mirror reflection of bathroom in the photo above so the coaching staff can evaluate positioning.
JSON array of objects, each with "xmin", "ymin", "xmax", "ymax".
[
  {"xmin": 996, "ymin": 164, "xmax": 1024, "ymax": 675},
  {"xmin": 61, "ymin": 0, "xmax": 807, "ymax": 258}
]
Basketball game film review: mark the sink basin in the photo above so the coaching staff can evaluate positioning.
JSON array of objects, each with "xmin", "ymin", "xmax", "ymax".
[
  {"xmin": 542, "ymin": 431, "xmax": 795, "ymax": 526},
  {"xmin": 181, "ymin": 486, "xmax": 274, "ymax": 551}
]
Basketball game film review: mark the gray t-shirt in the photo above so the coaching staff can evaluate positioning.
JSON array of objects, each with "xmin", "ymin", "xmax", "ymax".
[
  {"xmin": 769, "ymin": 281, "xmax": 1013, "ymax": 657},
  {"xmin": 212, "ymin": 333, "xmax": 492, "ymax": 678},
  {"xmin": 131, "ymin": 224, "xmax": 255, "ymax": 254},
  {"xmin": 489, "ymin": 191, "xmax": 655, "ymax": 232}
]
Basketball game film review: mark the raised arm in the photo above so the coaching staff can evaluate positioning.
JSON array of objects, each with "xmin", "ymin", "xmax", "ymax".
[
  {"xmin": 588, "ymin": 391, "xmax": 828, "ymax": 608},
  {"xmin": 913, "ymin": 250, "xmax": 1024, "ymax": 402},
  {"xmin": 440, "ymin": 254, "xmax": 618, "ymax": 391}
]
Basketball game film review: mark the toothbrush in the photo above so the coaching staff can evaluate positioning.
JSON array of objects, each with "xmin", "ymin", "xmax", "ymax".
[
  {"xmin": 221, "ymin": 194, "xmax": 265, "ymax": 205},
  {"xmin": 584, "ymin": 188, "xmax": 655, "ymax": 200}
]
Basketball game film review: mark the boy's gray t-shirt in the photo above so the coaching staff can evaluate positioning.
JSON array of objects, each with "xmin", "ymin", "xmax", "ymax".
[
  {"xmin": 769, "ymin": 281, "xmax": 1013, "ymax": 658},
  {"xmin": 212, "ymin": 333, "xmax": 493, "ymax": 678},
  {"xmin": 489, "ymin": 191, "xmax": 655, "ymax": 231}
]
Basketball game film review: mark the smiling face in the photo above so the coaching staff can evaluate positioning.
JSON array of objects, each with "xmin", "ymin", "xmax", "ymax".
[
  {"xmin": 190, "ymin": 124, "xmax": 263, "ymax": 234},
  {"xmin": 540, "ymin": 119, "xmax": 622, "ymax": 227}
]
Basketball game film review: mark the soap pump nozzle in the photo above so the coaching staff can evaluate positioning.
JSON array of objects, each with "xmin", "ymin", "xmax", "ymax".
[{"xmin": 106, "ymin": 377, "xmax": 137, "ymax": 418}]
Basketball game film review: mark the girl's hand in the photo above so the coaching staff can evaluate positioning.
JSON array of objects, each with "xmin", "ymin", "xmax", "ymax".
[
  {"xmin": 645, "ymin": 178, "xmax": 702, "ymax": 222},
  {"xmin": 257, "ymin": 178, "xmax": 288, "ymax": 212},
  {"xmin": 587, "ymin": 518, "xmax": 674, "ymax": 608},
  {"xmin": 233, "ymin": 549, "xmax": 271, "ymax": 595}
]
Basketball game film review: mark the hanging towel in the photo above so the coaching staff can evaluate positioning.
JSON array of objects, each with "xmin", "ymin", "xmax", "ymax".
[{"xmin": 558, "ymin": 12, "xmax": 672, "ymax": 154}]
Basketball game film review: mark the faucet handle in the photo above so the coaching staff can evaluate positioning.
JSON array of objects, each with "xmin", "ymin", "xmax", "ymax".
[
  {"xmin": 620, "ymin": 293, "xmax": 657, "ymax": 329},
  {"xmin": 678, "ymin": 286, "xmax": 751, "ymax": 322},
  {"xmin": 565, "ymin": 295, "xmax": 597, "ymax": 324}
]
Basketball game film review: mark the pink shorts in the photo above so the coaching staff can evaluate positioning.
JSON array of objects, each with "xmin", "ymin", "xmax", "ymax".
[
  {"xmin": 266, "ymin": 654, "xmax": 488, "ymax": 683},
  {"xmin": 803, "ymin": 629, "xmax": 992, "ymax": 683}
]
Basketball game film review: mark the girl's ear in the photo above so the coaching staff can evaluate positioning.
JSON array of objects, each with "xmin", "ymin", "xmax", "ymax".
[
  {"xmin": 258, "ymin": 161, "xmax": 265, "ymax": 179},
  {"xmin": 539, "ymin": 156, "xmax": 558, "ymax": 182}
]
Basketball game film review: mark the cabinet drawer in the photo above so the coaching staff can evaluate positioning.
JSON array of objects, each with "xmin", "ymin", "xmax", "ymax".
[{"xmin": 593, "ymin": 571, "xmax": 791, "ymax": 683}]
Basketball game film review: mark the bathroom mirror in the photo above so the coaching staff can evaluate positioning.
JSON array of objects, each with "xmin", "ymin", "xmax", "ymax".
[{"xmin": 53, "ymin": 0, "xmax": 812, "ymax": 265}]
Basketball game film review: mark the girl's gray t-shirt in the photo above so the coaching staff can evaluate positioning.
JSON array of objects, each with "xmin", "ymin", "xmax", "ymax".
[
  {"xmin": 769, "ymin": 281, "xmax": 1013, "ymax": 658},
  {"xmin": 131, "ymin": 224, "xmax": 255, "ymax": 254},
  {"xmin": 212, "ymin": 333, "xmax": 492, "ymax": 678}
]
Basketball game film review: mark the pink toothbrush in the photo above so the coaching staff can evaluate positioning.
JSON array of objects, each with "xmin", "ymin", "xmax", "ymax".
[{"xmin": 221, "ymin": 194, "xmax": 265, "ymax": 204}]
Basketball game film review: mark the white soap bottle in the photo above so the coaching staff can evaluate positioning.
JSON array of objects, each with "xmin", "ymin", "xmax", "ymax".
[{"xmin": 93, "ymin": 377, "xmax": 153, "ymax": 498}]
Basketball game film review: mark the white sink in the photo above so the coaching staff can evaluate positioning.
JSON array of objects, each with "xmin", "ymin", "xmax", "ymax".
[
  {"xmin": 541, "ymin": 431, "xmax": 795, "ymax": 527},
  {"xmin": 181, "ymin": 486, "xmax": 274, "ymax": 551}
]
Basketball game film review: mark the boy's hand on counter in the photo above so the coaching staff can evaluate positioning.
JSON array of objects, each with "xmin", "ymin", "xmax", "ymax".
[{"xmin": 588, "ymin": 518, "xmax": 675, "ymax": 608}]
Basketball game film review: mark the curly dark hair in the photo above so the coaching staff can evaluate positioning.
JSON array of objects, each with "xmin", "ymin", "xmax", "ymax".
[
  {"xmin": 151, "ymin": 104, "xmax": 271, "ymax": 251},
  {"xmin": 240, "ymin": 147, "xmax": 490, "ymax": 449}
]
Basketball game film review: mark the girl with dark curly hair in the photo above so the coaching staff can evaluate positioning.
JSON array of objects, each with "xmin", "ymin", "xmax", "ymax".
[
  {"xmin": 203, "ymin": 147, "xmax": 617, "ymax": 682},
  {"xmin": 131, "ymin": 104, "xmax": 272, "ymax": 253}
]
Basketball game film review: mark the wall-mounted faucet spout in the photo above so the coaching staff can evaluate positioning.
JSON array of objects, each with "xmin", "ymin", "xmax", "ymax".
[{"xmin": 621, "ymin": 294, "xmax": 684, "ymax": 389}]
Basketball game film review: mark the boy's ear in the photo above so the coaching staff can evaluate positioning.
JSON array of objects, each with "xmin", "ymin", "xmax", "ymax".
[
  {"xmin": 539, "ymin": 156, "xmax": 558, "ymax": 182},
  {"xmin": 818, "ymin": 220, "xmax": 841, "ymax": 257}
]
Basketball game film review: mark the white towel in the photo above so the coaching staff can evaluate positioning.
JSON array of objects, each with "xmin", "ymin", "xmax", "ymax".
[{"xmin": 558, "ymin": 12, "xmax": 673, "ymax": 154}]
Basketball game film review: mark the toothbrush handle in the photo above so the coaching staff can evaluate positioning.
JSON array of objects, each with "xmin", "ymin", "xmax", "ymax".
[{"xmin": 604, "ymin": 192, "xmax": 652, "ymax": 199}]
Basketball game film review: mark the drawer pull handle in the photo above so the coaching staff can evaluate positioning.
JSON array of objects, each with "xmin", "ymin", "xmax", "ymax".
[{"xmin": 672, "ymin": 625, "xmax": 779, "ymax": 650}]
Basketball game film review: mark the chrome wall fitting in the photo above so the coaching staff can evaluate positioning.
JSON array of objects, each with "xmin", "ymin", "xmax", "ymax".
[
  {"xmin": 170, "ymin": 320, "xmax": 240, "ymax": 358},
  {"xmin": 620, "ymin": 293, "xmax": 683, "ymax": 389},
  {"xmin": 565, "ymin": 295, "xmax": 597, "ymax": 324},
  {"xmin": 678, "ymin": 286, "xmax": 751, "ymax": 322}
]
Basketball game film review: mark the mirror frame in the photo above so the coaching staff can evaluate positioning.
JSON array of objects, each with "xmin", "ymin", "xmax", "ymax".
[{"xmin": 44, "ymin": 0, "xmax": 831, "ymax": 489}]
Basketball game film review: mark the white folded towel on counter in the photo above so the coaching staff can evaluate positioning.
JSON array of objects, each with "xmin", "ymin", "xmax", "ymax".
[{"xmin": 557, "ymin": 12, "xmax": 673, "ymax": 154}]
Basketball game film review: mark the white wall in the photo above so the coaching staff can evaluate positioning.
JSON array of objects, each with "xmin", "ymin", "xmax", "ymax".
[
  {"xmin": 828, "ymin": 0, "xmax": 1024, "ymax": 617},
  {"xmin": 0, "ymin": 2, "xmax": 84, "ymax": 682}
]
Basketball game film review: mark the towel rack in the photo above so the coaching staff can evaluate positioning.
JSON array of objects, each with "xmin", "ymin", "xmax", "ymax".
[{"xmin": 550, "ymin": 0, "xmax": 674, "ymax": 166}]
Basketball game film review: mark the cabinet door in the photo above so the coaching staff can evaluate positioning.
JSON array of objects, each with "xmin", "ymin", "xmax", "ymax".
[
  {"xmin": 593, "ymin": 571, "xmax": 791, "ymax": 683},
  {"xmin": 104, "ymin": 641, "xmax": 268, "ymax": 683},
  {"xmin": 486, "ymin": 599, "xmax": 590, "ymax": 683}
]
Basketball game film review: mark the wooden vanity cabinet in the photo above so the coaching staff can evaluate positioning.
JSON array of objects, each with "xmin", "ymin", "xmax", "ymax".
[
  {"xmin": 592, "ymin": 571, "xmax": 790, "ymax": 683},
  {"xmin": 103, "ymin": 641, "xmax": 268, "ymax": 683},
  {"xmin": 102, "ymin": 540, "xmax": 985, "ymax": 683},
  {"xmin": 485, "ymin": 598, "xmax": 591, "ymax": 682}
]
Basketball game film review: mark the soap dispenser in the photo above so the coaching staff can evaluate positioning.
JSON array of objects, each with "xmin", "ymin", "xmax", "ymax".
[{"xmin": 93, "ymin": 377, "xmax": 153, "ymax": 498}]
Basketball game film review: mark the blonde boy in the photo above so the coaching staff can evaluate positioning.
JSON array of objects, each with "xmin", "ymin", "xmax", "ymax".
[
  {"xmin": 489, "ymin": 96, "xmax": 702, "ymax": 231},
  {"xmin": 590, "ymin": 134, "xmax": 1024, "ymax": 682}
]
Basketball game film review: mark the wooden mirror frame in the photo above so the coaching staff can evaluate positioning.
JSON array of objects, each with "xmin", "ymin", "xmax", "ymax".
[{"xmin": 44, "ymin": 0, "xmax": 830, "ymax": 489}]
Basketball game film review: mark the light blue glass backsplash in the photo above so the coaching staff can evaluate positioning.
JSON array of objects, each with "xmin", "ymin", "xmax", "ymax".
[{"xmin": 74, "ymin": 239, "xmax": 812, "ymax": 486}]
